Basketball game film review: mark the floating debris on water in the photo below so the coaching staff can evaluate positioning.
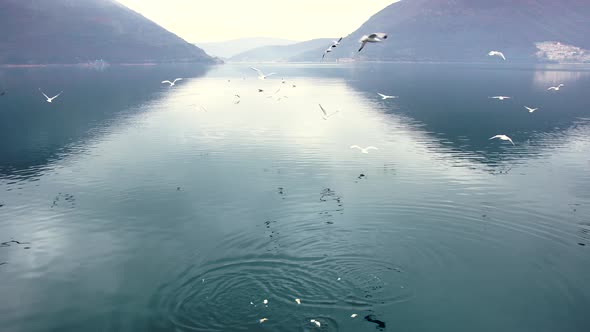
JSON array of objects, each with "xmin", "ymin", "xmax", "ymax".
[{"xmin": 579, "ymin": 243, "xmax": 586, "ymax": 246}]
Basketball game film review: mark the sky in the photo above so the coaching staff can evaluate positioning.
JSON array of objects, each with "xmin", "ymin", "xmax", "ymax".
[{"xmin": 116, "ymin": 0, "xmax": 396, "ymax": 43}]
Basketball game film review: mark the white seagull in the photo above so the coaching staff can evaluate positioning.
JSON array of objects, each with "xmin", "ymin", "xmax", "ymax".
[
  {"xmin": 488, "ymin": 51, "xmax": 506, "ymax": 60},
  {"xmin": 259, "ymin": 318, "xmax": 268, "ymax": 324},
  {"xmin": 351, "ymin": 314, "xmax": 358, "ymax": 318},
  {"xmin": 39, "ymin": 89, "xmax": 63, "ymax": 103},
  {"xmin": 295, "ymin": 298, "xmax": 301, "ymax": 304},
  {"xmin": 350, "ymin": 145, "xmax": 378, "ymax": 154},
  {"xmin": 251, "ymin": 67, "xmax": 276, "ymax": 80},
  {"xmin": 489, "ymin": 135, "xmax": 515, "ymax": 145},
  {"xmin": 310, "ymin": 320, "xmax": 321, "ymax": 327},
  {"xmin": 547, "ymin": 84, "xmax": 564, "ymax": 91},
  {"xmin": 378, "ymin": 93, "xmax": 398, "ymax": 100},
  {"xmin": 489, "ymin": 96, "xmax": 511, "ymax": 101},
  {"xmin": 161, "ymin": 78, "xmax": 183, "ymax": 86},
  {"xmin": 359, "ymin": 33, "xmax": 388, "ymax": 52},
  {"xmin": 524, "ymin": 106, "xmax": 539, "ymax": 113},
  {"xmin": 318, "ymin": 104, "xmax": 339, "ymax": 120},
  {"xmin": 331, "ymin": 37, "xmax": 343, "ymax": 48}
]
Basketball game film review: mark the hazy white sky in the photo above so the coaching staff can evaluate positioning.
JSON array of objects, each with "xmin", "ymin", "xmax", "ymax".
[{"xmin": 116, "ymin": 0, "xmax": 396, "ymax": 43}]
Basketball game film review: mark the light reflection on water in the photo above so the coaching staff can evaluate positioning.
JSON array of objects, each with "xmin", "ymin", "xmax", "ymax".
[{"xmin": 0, "ymin": 63, "xmax": 589, "ymax": 332}]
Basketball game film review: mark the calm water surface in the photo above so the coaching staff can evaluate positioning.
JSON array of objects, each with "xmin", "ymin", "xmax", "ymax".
[{"xmin": 0, "ymin": 63, "xmax": 589, "ymax": 332}]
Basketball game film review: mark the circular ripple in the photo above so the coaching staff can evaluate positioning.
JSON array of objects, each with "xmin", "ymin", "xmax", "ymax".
[{"xmin": 151, "ymin": 254, "xmax": 410, "ymax": 331}]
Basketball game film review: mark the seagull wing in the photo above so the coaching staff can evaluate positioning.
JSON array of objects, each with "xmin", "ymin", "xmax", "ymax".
[
  {"xmin": 377, "ymin": 93, "xmax": 386, "ymax": 98},
  {"xmin": 40, "ymin": 91, "xmax": 50, "ymax": 100},
  {"xmin": 161, "ymin": 80, "xmax": 172, "ymax": 85},
  {"xmin": 266, "ymin": 73, "xmax": 276, "ymax": 78},
  {"xmin": 507, "ymin": 137, "xmax": 515, "ymax": 145},
  {"xmin": 358, "ymin": 41, "xmax": 367, "ymax": 52},
  {"xmin": 250, "ymin": 67, "xmax": 263, "ymax": 75},
  {"xmin": 350, "ymin": 145, "xmax": 362, "ymax": 150},
  {"xmin": 173, "ymin": 78, "xmax": 183, "ymax": 84},
  {"xmin": 489, "ymin": 135, "xmax": 501, "ymax": 140},
  {"xmin": 337, "ymin": 37, "xmax": 343, "ymax": 43},
  {"xmin": 51, "ymin": 91, "xmax": 63, "ymax": 100},
  {"xmin": 366, "ymin": 146, "xmax": 379, "ymax": 151},
  {"xmin": 499, "ymin": 52, "xmax": 506, "ymax": 60},
  {"xmin": 318, "ymin": 104, "xmax": 328, "ymax": 116}
]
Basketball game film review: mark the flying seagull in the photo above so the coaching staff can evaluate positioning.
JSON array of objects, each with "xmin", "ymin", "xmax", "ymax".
[
  {"xmin": 378, "ymin": 93, "xmax": 398, "ymax": 100},
  {"xmin": 524, "ymin": 106, "xmax": 538, "ymax": 113},
  {"xmin": 318, "ymin": 104, "xmax": 339, "ymax": 120},
  {"xmin": 161, "ymin": 78, "xmax": 183, "ymax": 86},
  {"xmin": 331, "ymin": 37, "xmax": 343, "ymax": 48},
  {"xmin": 350, "ymin": 145, "xmax": 378, "ymax": 154},
  {"xmin": 39, "ymin": 89, "xmax": 63, "ymax": 103},
  {"xmin": 489, "ymin": 135, "xmax": 514, "ymax": 145},
  {"xmin": 251, "ymin": 67, "xmax": 276, "ymax": 80},
  {"xmin": 259, "ymin": 318, "xmax": 268, "ymax": 324},
  {"xmin": 547, "ymin": 84, "xmax": 564, "ymax": 91},
  {"xmin": 489, "ymin": 96, "xmax": 511, "ymax": 101},
  {"xmin": 488, "ymin": 51, "xmax": 506, "ymax": 60},
  {"xmin": 359, "ymin": 33, "xmax": 387, "ymax": 52}
]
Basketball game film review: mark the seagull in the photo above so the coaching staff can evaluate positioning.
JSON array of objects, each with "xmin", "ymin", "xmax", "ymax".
[
  {"xmin": 351, "ymin": 314, "xmax": 358, "ymax": 318},
  {"xmin": 359, "ymin": 33, "xmax": 387, "ymax": 52},
  {"xmin": 524, "ymin": 106, "xmax": 539, "ymax": 113},
  {"xmin": 263, "ymin": 299, "xmax": 268, "ymax": 305},
  {"xmin": 259, "ymin": 318, "xmax": 268, "ymax": 323},
  {"xmin": 318, "ymin": 104, "xmax": 339, "ymax": 120},
  {"xmin": 161, "ymin": 78, "xmax": 183, "ymax": 86},
  {"xmin": 331, "ymin": 37, "xmax": 343, "ymax": 48},
  {"xmin": 547, "ymin": 84, "xmax": 564, "ymax": 91},
  {"xmin": 251, "ymin": 67, "xmax": 276, "ymax": 80},
  {"xmin": 378, "ymin": 93, "xmax": 398, "ymax": 100},
  {"xmin": 310, "ymin": 320, "xmax": 321, "ymax": 327},
  {"xmin": 489, "ymin": 96, "xmax": 511, "ymax": 101},
  {"xmin": 488, "ymin": 51, "xmax": 506, "ymax": 60},
  {"xmin": 489, "ymin": 135, "xmax": 514, "ymax": 145},
  {"xmin": 39, "ymin": 89, "xmax": 63, "ymax": 103},
  {"xmin": 295, "ymin": 298, "xmax": 301, "ymax": 304},
  {"xmin": 350, "ymin": 145, "xmax": 378, "ymax": 154}
]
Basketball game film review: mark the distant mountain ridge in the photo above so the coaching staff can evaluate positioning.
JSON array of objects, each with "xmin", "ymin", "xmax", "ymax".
[
  {"xmin": 306, "ymin": 0, "xmax": 590, "ymax": 63},
  {"xmin": 230, "ymin": 38, "xmax": 335, "ymax": 62},
  {"xmin": 195, "ymin": 38, "xmax": 298, "ymax": 59},
  {"xmin": 0, "ymin": 0, "xmax": 216, "ymax": 64}
]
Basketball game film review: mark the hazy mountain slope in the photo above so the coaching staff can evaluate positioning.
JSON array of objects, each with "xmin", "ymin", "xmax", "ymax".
[
  {"xmin": 314, "ymin": 0, "xmax": 590, "ymax": 62},
  {"xmin": 0, "ymin": 0, "xmax": 215, "ymax": 64},
  {"xmin": 230, "ymin": 38, "xmax": 334, "ymax": 62},
  {"xmin": 195, "ymin": 38, "xmax": 298, "ymax": 58}
]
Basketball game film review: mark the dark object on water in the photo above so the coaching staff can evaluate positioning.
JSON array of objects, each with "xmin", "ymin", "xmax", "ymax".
[
  {"xmin": 258, "ymin": 89, "xmax": 264, "ymax": 92},
  {"xmin": 0, "ymin": 262, "xmax": 7, "ymax": 266},
  {"xmin": 579, "ymin": 243, "xmax": 586, "ymax": 246},
  {"xmin": 365, "ymin": 315, "xmax": 386, "ymax": 330},
  {"xmin": 358, "ymin": 173, "xmax": 366, "ymax": 179},
  {"xmin": 177, "ymin": 187, "xmax": 181, "ymax": 191},
  {"xmin": 0, "ymin": 91, "xmax": 5, "ymax": 96}
]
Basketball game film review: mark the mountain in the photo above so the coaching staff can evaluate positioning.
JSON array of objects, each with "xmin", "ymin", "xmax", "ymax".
[
  {"xmin": 195, "ymin": 38, "xmax": 298, "ymax": 59},
  {"xmin": 230, "ymin": 38, "xmax": 335, "ymax": 62},
  {"xmin": 312, "ymin": 0, "xmax": 590, "ymax": 63},
  {"xmin": 0, "ymin": 0, "xmax": 216, "ymax": 65}
]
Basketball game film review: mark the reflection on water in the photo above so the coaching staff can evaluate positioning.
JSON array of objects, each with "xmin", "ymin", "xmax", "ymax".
[{"xmin": 0, "ymin": 63, "xmax": 589, "ymax": 332}]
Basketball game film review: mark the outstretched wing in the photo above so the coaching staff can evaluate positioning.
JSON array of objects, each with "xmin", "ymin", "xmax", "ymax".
[
  {"xmin": 161, "ymin": 80, "xmax": 172, "ymax": 85},
  {"xmin": 337, "ymin": 37, "xmax": 343, "ymax": 43},
  {"xmin": 40, "ymin": 90, "xmax": 50, "ymax": 100},
  {"xmin": 366, "ymin": 146, "xmax": 379, "ymax": 151},
  {"xmin": 358, "ymin": 41, "xmax": 367, "ymax": 52},
  {"xmin": 250, "ymin": 67, "xmax": 263, "ymax": 75},
  {"xmin": 377, "ymin": 93, "xmax": 386, "ymax": 98},
  {"xmin": 350, "ymin": 145, "xmax": 362, "ymax": 150},
  {"xmin": 266, "ymin": 73, "xmax": 276, "ymax": 78},
  {"xmin": 318, "ymin": 104, "xmax": 328, "ymax": 116},
  {"xmin": 489, "ymin": 135, "xmax": 501, "ymax": 140},
  {"xmin": 51, "ymin": 91, "xmax": 63, "ymax": 100},
  {"xmin": 173, "ymin": 78, "xmax": 183, "ymax": 84}
]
